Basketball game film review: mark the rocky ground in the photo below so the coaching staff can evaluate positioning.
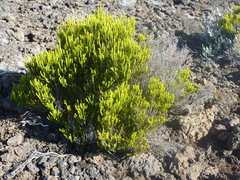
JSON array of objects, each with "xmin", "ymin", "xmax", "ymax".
[{"xmin": 0, "ymin": 0, "xmax": 240, "ymax": 179}]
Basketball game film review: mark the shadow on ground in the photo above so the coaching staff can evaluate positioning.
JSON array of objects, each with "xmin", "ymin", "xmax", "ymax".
[{"xmin": 0, "ymin": 71, "xmax": 91, "ymax": 155}]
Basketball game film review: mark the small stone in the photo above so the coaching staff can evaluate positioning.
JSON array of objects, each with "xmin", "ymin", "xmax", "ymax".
[
  {"xmin": 0, "ymin": 142, "xmax": 3, "ymax": 150},
  {"xmin": 58, "ymin": 159, "xmax": 67, "ymax": 167},
  {"xmin": 44, "ymin": 157, "xmax": 58, "ymax": 167},
  {"xmin": 0, "ymin": 62, "xmax": 8, "ymax": 71},
  {"xmin": 0, "ymin": 125, "xmax": 4, "ymax": 134},
  {"xmin": 14, "ymin": 30, "xmax": 25, "ymax": 42},
  {"xmin": 13, "ymin": 146, "xmax": 25, "ymax": 157},
  {"xmin": 0, "ymin": 146, "xmax": 30, "ymax": 162},
  {"xmin": 43, "ymin": 7, "xmax": 53, "ymax": 17},
  {"xmin": 74, "ymin": 176, "xmax": 80, "ymax": 180},
  {"xmin": 27, "ymin": 162, "xmax": 39, "ymax": 174},
  {"xmin": 0, "ymin": 169, "xmax": 5, "ymax": 178},
  {"xmin": 124, "ymin": 153, "xmax": 163, "ymax": 178},
  {"xmin": 45, "ymin": 175, "xmax": 58, "ymax": 180},
  {"xmin": 0, "ymin": 38, "xmax": 9, "ymax": 45},
  {"xmin": 29, "ymin": 44, "xmax": 41, "ymax": 55},
  {"xmin": 215, "ymin": 124, "xmax": 226, "ymax": 131},
  {"xmin": 144, "ymin": 22, "xmax": 154, "ymax": 31},
  {"xmin": 68, "ymin": 156, "xmax": 82, "ymax": 163},
  {"xmin": 48, "ymin": 157, "xmax": 58, "ymax": 163},
  {"xmin": 201, "ymin": 165, "xmax": 219, "ymax": 179},
  {"xmin": 1, "ymin": 152, "xmax": 16, "ymax": 162},
  {"xmin": 38, "ymin": 155, "xmax": 49, "ymax": 165},
  {"xmin": 0, "ymin": 31, "xmax": 9, "ymax": 45},
  {"xmin": 16, "ymin": 60, "xmax": 26, "ymax": 70},
  {"xmin": 229, "ymin": 117, "xmax": 240, "ymax": 127},
  {"xmin": 61, "ymin": 168, "xmax": 71, "ymax": 179},
  {"xmin": 69, "ymin": 165, "xmax": 76, "ymax": 174},
  {"xmin": 222, "ymin": 150, "xmax": 233, "ymax": 156},
  {"xmin": 51, "ymin": 167, "xmax": 60, "ymax": 176},
  {"xmin": 18, "ymin": 171, "xmax": 34, "ymax": 180},
  {"xmin": 119, "ymin": 0, "xmax": 137, "ymax": 9},
  {"xmin": 168, "ymin": 146, "xmax": 205, "ymax": 180},
  {"xmin": 7, "ymin": 133, "xmax": 24, "ymax": 146}
]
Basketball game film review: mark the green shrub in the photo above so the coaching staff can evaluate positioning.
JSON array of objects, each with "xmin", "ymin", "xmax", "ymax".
[
  {"xmin": 175, "ymin": 68, "xmax": 199, "ymax": 96},
  {"xmin": 202, "ymin": 7, "xmax": 240, "ymax": 58},
  {"xmin": 218, "ymin": 5, "xmax": 240, "ymax": 37},
  {"xmin": 11, "ymin": 7, "xmax": 174, "ymax": 154},
  {"xmin": 97, "ymin": 80, "xmax": 174, "ymax": 153},
  {"xmin": 144, "ymin": 34, "xmax": 199, "ymax": 102}
]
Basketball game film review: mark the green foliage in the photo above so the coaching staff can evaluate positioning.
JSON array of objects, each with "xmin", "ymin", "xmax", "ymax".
[
  {"xmin": 97, "ymin": 80, "xmax": 174, "ymax": 153},
  {"xmin": 144, "ymin": 34, "xmax": 199, "ymax": 103},
  {"xmin": 202, "ymin": 7, "xmax": 240, "ymax": 59},
  {"xmin": 11, "ymin": 7, "xmax": 175, "ymax": 154},
  {"xmin": 147, "ymin": 77, "xmax": 174, "ymax": 114},
  {"xmin": 175, "ymin": 68, "xmax": 200, "ymax": 96},
  {"xmin": 147, "ymin": 68, "xmax": 199, "ymax": 102},
  {"xmin": 218, "ymin": 6, "xmax": 240, "ymax": 36}
]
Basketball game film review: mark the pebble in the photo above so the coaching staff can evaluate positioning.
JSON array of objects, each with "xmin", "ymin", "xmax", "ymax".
[
  {"xmin": 0, "ymin": 38, "xmax": 9, "ymax": 45},
  {"xmin": 68, "ymin": 155, "xmax": 82, "ymax": 163},
  {"xmin": 58, "ymin": 159, "xmax": 67, "ymax": 167},
  {"xmin": 222, "ymin": 150, "xmax": 233, "ymax": 156},
  {"xmin": 69, "ymin": 166, "xmax": 76, "ymax": 174},
  {"xmin": 13, "ymin": 30, "xmax": 25, "ymax": 42},
  {"xmin": 214, "ymin": 124, "xmax": 226, "ymax": 131},
  {"xmin": 27, "ymin": 162, "xmax": 40, "ymax": 174},
  {"xmin": 119, "ymin": 0, "xmax": 137, "ymax": 9},
  {"xmin": 29, "ymin": 43, "xmax": 41, "ymax": 55},
  {"xmin": 38, "ymin": 155, "xmax": 49, "ymax": 165},
  {"xmin": 7, "ymin": 132, "xmax": 24, "ymax": 146},
  {"xmin": 0, "ymin": 123, "xmax": 4, "ymax": 133},
  {"xmin": 229, "ymin": 117, "xmax": 240, "ymax": 127},
  {"xmin": 18, "ymin": 171, "xmax": 34, "ymax": 180},
  {"xmin": 51, "ymin": 167, "xmax": 60, "ymax": 176},
  {"xmin": 0, "ymin": 142, "xmax": 3, "ymax": 150},
  {"xmin": 0, "ymin": 62, "xmax": 8, "ymax": 70},
  {"xmin": 0, "ymin": 169, "xmax": 5, "ymax": 178},
  {"xmin": 16, "ymin": 61, "xmax": 25, "ymax": 70},
  {"xmin": 43, "ymin": 157, "xmax": 58, "ymax": 168}
]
